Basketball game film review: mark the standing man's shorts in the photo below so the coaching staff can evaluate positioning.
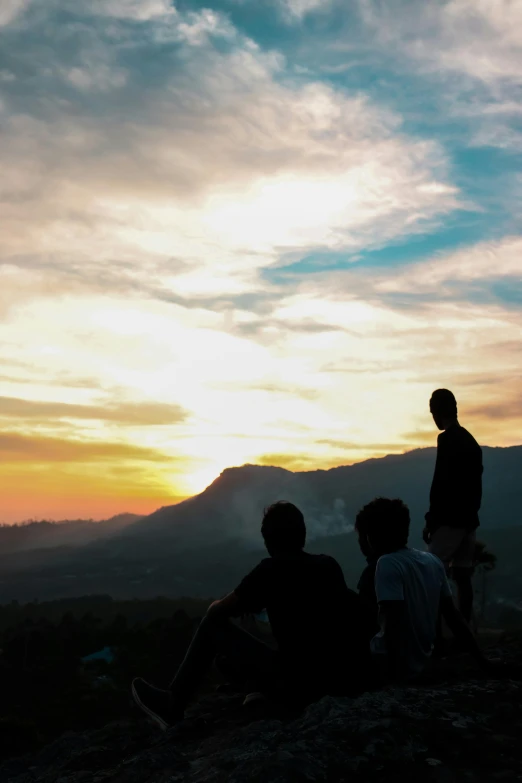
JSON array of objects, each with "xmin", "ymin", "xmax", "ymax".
[{"xmin": 428, "ymin": 527, "xmax": 476, "ymax": 569}]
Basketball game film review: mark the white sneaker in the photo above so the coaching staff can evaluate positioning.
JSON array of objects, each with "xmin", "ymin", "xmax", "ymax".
[{"xmin": 242, "ymin": 692, "xmax": 267, "ymax": 707}]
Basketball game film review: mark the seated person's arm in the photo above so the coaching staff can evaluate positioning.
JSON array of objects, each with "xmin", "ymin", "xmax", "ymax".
[
  {"xmin": 440, "ymin": 596, "xmax": 488, "ymax": 668},
  {"xmin": 374, "ymin": 556, "xmax": 408, "ymax": 682},
  {"xmin": 378, "ymin": 600, "xmax": 408, "ymax": 682},
  {"xmin": 206, "ymin": 592, "xmax": 242, "ymax": 619},
  {"xmin": 206, "ymin": 560, "xmax": 270, "ymax": 621}
]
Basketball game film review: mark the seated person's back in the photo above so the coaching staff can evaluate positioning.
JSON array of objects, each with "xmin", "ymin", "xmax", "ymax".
[
  {"xmin": 355, "ymin": 497, "xmax": 490, "ymax": 682},
  {"xmin": 235, "ymin": 505, "xmax": 369, "ymax": 696},
  {"xmin": 236, "ymin": 551, "xmax": 366, "ymax": 686},
  {"xmin": 372, "ymin": 548, "xmax": 449, "ymax": 677}
]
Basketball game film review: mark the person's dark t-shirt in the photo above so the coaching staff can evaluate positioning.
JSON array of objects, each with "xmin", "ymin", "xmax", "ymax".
[
  {"xmin": 234, "ymin": 552, "xmax": 369, "ymax": 695},
  {"xmin": 427, "ymin": 424, "xmax": 483, "ymax": 531}
]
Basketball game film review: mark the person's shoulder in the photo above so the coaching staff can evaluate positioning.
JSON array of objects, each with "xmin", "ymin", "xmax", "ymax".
[
  {"xmin": 412, "ymin": 548, "xmax": 430, "ymax": 559},
  {"xmin": 439, "ymin": 425, "xmax": 480, "ymax": 450},
  {"xmin": 235, "ymin": 557, "xmax": 273, "ymax": 596},
  {"xmin": 414, "ymin": 549, "xmax": 446, "ymax": 570},
  {"xmin": 376, "ymin": 551, "xmax": 403, "ymax": 569},
  {"xmin": 389, "ymin": 547, "xmax": 434, "ymax": 567},
  {"xmin": 374, "ymin": 552, "xmax": 404, "ymax": 584},
  {"xmin": 250, "ymin": 557, "xmax": 273, "ymax": 573},
  {"xmin": 459, "ymin": 426, "xmax": 481, "ymax": 448}
]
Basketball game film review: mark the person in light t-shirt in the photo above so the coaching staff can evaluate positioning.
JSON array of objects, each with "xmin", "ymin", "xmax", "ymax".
[{"xmin": 355, "ymin": 497, "xmax": 493, "ymax": 682}]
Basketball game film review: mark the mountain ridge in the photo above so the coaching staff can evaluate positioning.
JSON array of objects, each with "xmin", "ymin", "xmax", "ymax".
[
  {"xmin": 1, "ymin": 445, "xmax": 521, "ymax": 604},
  {"xmin": 0, "ymin": 513, "xmax": 143, "ymax": 555},
  {"xmin": 122, "ymin": 444, "xmax": 522, "ymax": 548}
]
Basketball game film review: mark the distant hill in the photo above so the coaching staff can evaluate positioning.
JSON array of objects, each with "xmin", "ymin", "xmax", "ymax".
[
  {"xmin": 0, "ymin": 513, "xmax": 142, "ymax": 555},
  {"xmin": 121, "ymin": 445, "xmax": 522, "ymax": 549},
  {"xmin": 1, "ymin": 445, "xmax": 521, "ymax": 605}
]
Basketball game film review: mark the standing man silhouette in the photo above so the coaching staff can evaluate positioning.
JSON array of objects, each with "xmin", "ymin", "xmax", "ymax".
[{"xmin": 423, "ymin": 389, "xmax": 483, "ymax": 624}]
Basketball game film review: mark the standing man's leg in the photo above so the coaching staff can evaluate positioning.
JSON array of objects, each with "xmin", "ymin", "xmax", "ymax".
[
  {"xmin": 427, "ymin": 527, "xmax": 454, "ymax": 654},
  {"xmin": 451, "ymin": 531, "xmax": 476, "ymax": 625},
  {"xmin": 429, "ymin": 527, "xmax": 475, "ymax": 623},
  {"xmin": 452, "ymin": 568, "xmax": 473, "ymax": 625}
]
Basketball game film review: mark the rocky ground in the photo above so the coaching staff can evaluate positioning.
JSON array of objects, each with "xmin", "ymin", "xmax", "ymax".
[{"xmin": 2, "ymin": 636, "xmax": 522, "ymax": 783}]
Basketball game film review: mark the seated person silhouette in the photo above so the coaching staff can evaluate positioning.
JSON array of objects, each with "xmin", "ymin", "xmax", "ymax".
[
  {"xmin": 354, "ymin": 510, "xmax": 379, "ymax": 638},
  {"xmin": 356, "ymin": 497, "xmax": 494, "ymax": 683},
  {"xmin": 132, "ymin": 501, "xmax": 370, "ymax": 730}
]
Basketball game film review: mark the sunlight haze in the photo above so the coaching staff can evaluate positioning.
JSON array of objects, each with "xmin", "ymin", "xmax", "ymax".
[{"xmin": 0, "ymin": 0, "xmax": 521, "ymax": 521}]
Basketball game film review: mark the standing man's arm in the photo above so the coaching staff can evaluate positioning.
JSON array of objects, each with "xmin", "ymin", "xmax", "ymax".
[{"xmin": 424, "ymin": 433, "xmax": 447, "ymax": 542}]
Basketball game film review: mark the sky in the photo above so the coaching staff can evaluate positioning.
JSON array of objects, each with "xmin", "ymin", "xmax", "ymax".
[{"xmin": 0, "ymin": 0, "xmax": 521, "ymax": 522}]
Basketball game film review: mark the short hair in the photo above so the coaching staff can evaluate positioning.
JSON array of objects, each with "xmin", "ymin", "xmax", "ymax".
[
  {"xmin": 354, "ymin": 507, "xmax": 372, "ymax": 557},
  {"xmin": 261, "ymin": 501, "xmax": 306, "ymax": 553},
  {"xmin": 430, "ymin": 388, "xmax": 457, "ymax": 417},
  {"xmin": 355, "ymin": 498, "xmax": 410, "ymax": 552}
]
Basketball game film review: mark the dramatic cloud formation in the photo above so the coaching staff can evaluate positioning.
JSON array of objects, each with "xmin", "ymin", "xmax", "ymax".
[
  {"xmin": 0, "ymin": 0, "xmax": 520, "ymax": 520},
  {"xmin": 0, "ymin": 396, "xmax": 187, "ymax": 425},
  {"xmin": 0, "ymin": 432, "xmax": 167, "ymax": 463}
]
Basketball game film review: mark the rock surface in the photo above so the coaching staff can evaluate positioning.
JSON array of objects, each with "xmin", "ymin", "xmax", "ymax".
[{"xmin": 2, "ymin": 639, "xmax": 522, "ymax": 783}]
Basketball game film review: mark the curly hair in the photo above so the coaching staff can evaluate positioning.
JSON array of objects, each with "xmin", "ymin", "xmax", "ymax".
[{"xmin": 355, "ymin": 497, "xmax": 410, "ymax": 552}]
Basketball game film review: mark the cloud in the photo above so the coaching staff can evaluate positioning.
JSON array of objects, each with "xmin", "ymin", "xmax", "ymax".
[
  {"xmin": 315, "ymin": 438, "xmax": 410, "ymax": 453},
  {"xmin": 358, "ymin": 0, "xmax": 522, "ymax": 149},
  {"xmin": 0, "ymin": 432, "xmax": 169, "ymax": 462},
  {"xmin": 373, "ymin": 236, "xmax": 522, "ymax": 299},
  {"xmin": 359, "ymin": 0, "xmax": 522, "ymax": 84},
  {"xmin": 401, "ymin": 430, "xmax": 437, "ymax": 446},
  {"xmin": 466, "ymin": 398, "xmax": 522, "ymax": 422},
  {"xmin": 283, "ymin": 236, "xmax": 522, "ymax": 318},
  {"xmin": 0, "ymin": 396, "xmax": 187, "ymax": 425},
  {"xmin": 0, "ymin": 1, "xmax": 459, "ymax": 315},
  {"xmin": 279, "ymin": 0, "xmax": 328, "ymax": 21},
  {"xmin": 85, "ymin": 0, "xmax": 176, "ymax": 20},
  {"xmin": 0, "ymin": 0, "xmax": 520, "ymax": 522},
  {"xmin": 0, "ymin": 0, "xmax": 31, "ymax": 26}
]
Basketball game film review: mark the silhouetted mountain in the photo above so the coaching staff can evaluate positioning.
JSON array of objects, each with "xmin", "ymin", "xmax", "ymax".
[
  {"xmin": 1, "ymin": 446, "xmax": 521, "ymax": 605},
  {"xmin": 122, "ymin": 445, "xmax": 522, "ymax": 548},
  {"xmin": 0, "ymin": 513, "xmax": 142, "ymax": 555}
]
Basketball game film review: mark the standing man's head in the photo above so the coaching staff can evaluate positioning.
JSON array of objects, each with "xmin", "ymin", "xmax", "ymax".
[
  {"xmin": 355, "ymin": 498, "xmax": 410, "ymax": 557},
  {"xmin": 430, "ymin": 388, "xmax": 458, "ymax": 431},
  {"xmin": 261, "ymin": 501, "xmax": 306, "ymax": 557}
]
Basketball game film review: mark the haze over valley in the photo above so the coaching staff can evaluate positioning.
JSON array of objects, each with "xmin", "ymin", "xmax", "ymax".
[{"xmin": 2, "ymin": 447, "xmax": 521, "ymax": 628}]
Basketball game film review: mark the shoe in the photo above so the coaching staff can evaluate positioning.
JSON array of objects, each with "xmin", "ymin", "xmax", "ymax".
[
  {"xmin": 131, "ymin": 678, "xmax": 183, "ymax": 731},
  {"xmin": 242, "ymin": 692, "xmax": 267, "ymax": 707}
]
